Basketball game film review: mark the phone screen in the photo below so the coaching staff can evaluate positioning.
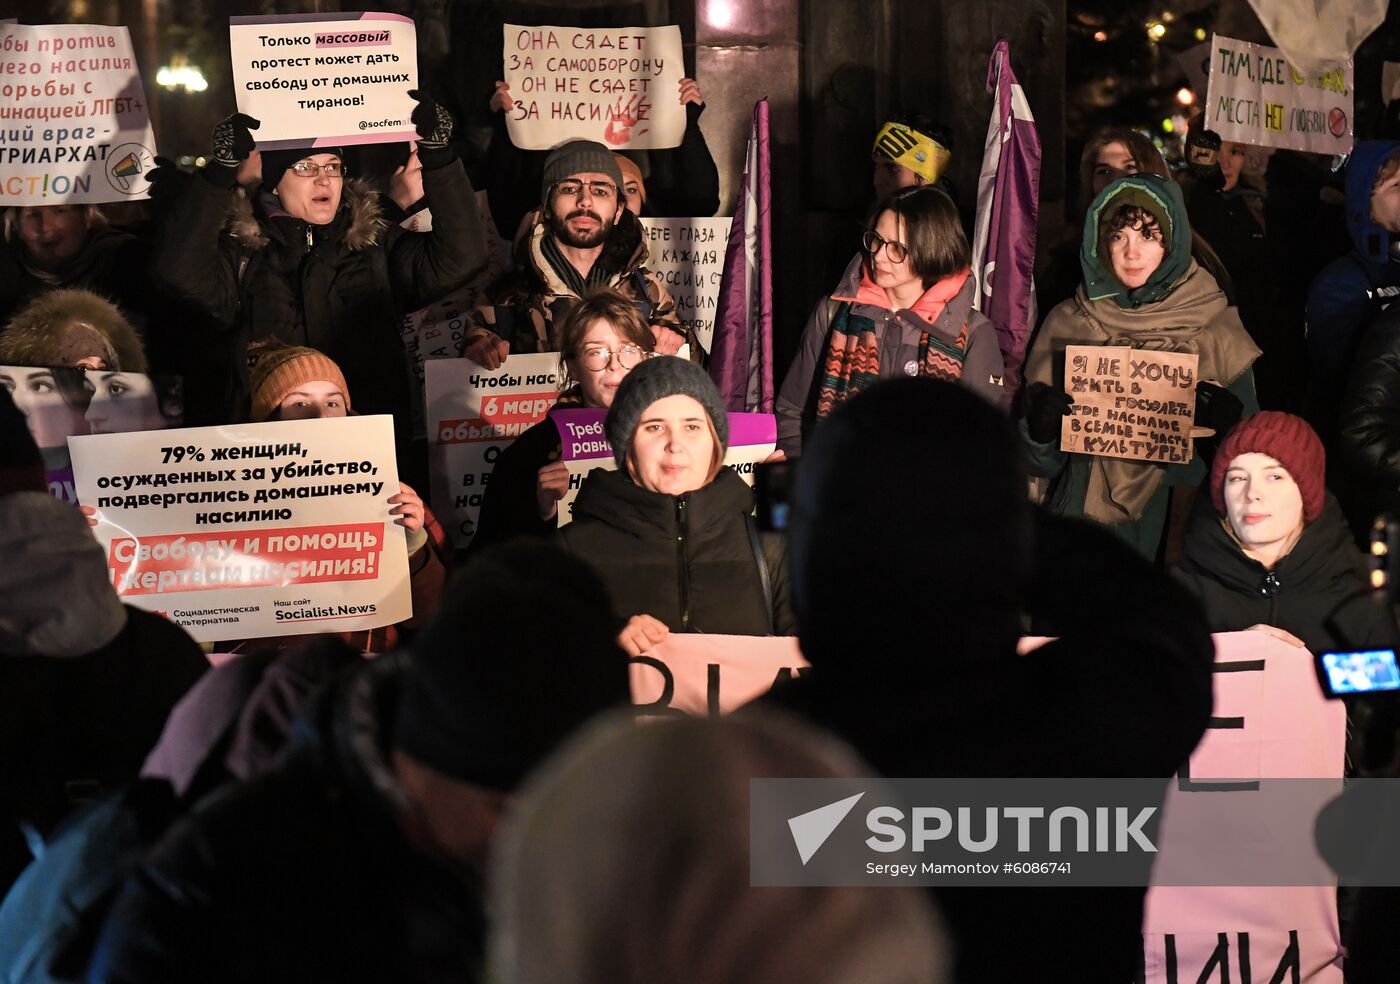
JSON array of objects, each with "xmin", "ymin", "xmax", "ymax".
[{"xmin": 1320, "ymin": 649, "xmax": 1400, "ymax": 695}]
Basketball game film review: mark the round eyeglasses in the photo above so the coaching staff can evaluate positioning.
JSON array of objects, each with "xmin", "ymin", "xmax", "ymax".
[
  {"xmin": 576, "ymin": 344, "xmax": 648, "ymax": 371},
  {"xmin": 862, "ymin": 230, "xmax": 910, "ymax": 264}
]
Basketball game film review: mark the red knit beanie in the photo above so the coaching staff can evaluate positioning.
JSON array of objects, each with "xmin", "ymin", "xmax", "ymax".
[{"xmin": 1209, "ymin": 412, "xmax": 1326, "ymax": 524}]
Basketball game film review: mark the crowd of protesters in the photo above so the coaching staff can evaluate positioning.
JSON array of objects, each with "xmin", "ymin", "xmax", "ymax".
[{"xmin": 2, "ymin": 32, "xmax": 1400, "ymax": 982}]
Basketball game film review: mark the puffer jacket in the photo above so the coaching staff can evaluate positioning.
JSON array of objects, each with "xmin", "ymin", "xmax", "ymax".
[
  {"xmin": 1304, "ymin": 140, "xmax": 1400, "ymax": 433},
  {"xmin": 775, "ymin": 255, "xmax": 1008, "ymax": 456},
  {"xmin": 1338, "ymin": 305, "xmax": 1400, "ymax": 530},
  {"xmin": 153, "ymin": 158, "xmax": 488, "ymax": 425},
  {"xmin": 87, "ymin": 655, "xmax": 488, "ymax": 984},
  {"xmin": 558, "ymin": 467, "xmax": 794, "ymax": 636},
  {"xmin": 1173, "ymin": 492, "xmax": 1397, "ymax": 654},
  {"xmin": 465, "ymin": 208, "xmax": 692, "ymax": 357}
]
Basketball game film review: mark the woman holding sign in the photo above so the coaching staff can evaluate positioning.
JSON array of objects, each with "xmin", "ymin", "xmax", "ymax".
[
  {"xmin": 472, "ymin": 289, "xmax": 656, "ymax": 553},
  {"xmin": 560, "ymin": 357, "xmax": 793, "ymax": 654},
  {"xmin": 1021, "ymin": 173, "xmax": 1261, "ymax": 560}
]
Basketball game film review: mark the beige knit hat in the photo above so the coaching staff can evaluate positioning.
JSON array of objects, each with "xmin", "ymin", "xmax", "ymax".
[{"xmin": 247, "ymin": 340, "xmax": 351, "ymax": 422}]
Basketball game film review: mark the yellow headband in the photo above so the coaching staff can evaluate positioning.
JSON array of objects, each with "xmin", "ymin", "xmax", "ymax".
[{"xmin": 872, "ymin": 122, "xmax": 952, "ymax": 185}]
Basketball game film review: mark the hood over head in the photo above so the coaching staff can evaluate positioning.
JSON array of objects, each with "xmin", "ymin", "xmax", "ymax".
[{"xmin": 1081, "ymin": 173, "xmax": 1193, "ymax": 309}]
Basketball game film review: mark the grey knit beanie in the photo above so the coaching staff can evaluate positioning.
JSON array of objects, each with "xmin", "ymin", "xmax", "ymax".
[
  {"xmin": 605, "ymin": 356, "xmax": 729, "ymax": 469},
  {"xmin": 541, "ymin": 139, "xmax": 625, "ymax": 203}
]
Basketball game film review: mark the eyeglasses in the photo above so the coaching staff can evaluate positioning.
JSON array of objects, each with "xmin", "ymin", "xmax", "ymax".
[
  {"xmin": 862, "ymin": 230, "xmax": 910, "ymax": 263},
  {"xmin": 576, "ymin": 344, "xmax": 648, "ymax": 371},
  {"xmin": 289, "ymin": 161, "xmax": 347, "ymax": 178},
  {"xmin": 555, "ymin": 180, "xmax": 617, "ymax": 202}
]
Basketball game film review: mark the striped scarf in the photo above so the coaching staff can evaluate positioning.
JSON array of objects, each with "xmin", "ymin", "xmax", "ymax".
[{"xmin": 816, "ymin": 301, "xmax": 970, "ymax": 417}]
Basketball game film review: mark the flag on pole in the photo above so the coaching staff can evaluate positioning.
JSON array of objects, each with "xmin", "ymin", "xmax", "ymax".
[
  {"xmin": 971, "ymin": 39, "xmax": 1041, "ymax": 401},
  {"xmin": 710, "ymin": 99, "xmax": 774, "ymax": 413}
]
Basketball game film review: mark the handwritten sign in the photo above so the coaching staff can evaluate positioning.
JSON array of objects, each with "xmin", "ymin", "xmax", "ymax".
[
  {"xmin": 229, "ymin": 12, "xmax": 418, "ymax": 150},
  {"xmin": 0, "ymin": 23, "xmax": 157, "ymax": 205},
  {"xmin": 1206, "ymin": 33, "xmax": 1353, "ymax": 154},
  {"xmin": 1060, "ymin": 345, "xmax": 1198, "ymax": 464},
  {"xmin": 552, "ymin": 407, "xmax": 776, "ymax": 525},
  {"xmin": 502, "ymin": 24, "xmax": 684, "ymax": 150},
  {"xmin": 68, "ymin": 416, "xmax": 411, "ymax": 642},
  {"xmin": 639, "ymin": 217, "xmax": 732, "ymax": 355},
  {"xmin": 425, "ymin": 354, "xmax": 561, "ymax": 547}
]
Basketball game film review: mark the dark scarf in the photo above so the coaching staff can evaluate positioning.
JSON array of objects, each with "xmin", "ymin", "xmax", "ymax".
[
  {"xmin": 540, "ymin": 231, "xmax": 618, "ymax": 298},
  {"xmin": 816, "ymin": 302, "xmax": 968, "ymax": 417}
]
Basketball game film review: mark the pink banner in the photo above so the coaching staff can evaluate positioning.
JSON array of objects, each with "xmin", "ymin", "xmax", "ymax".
[
  {"xmin": 1142, "ymin": 632, "xmax": 1346, "ymax": 983},
  {"xmin": 630, "ymin": 634, "xmax": 806, "ymax": 715}
]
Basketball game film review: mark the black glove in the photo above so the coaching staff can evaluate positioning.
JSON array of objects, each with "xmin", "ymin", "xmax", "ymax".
[
  {"xmin": 212, "ymin": 113, "xmax": 259, "ymax": 167},
  {"xmin": 1194, "ymin": 381, "xmax": 1244, "ymax": 435},
  {"xmin": 409, "ymin": 89, "xmax": 453, "ymax": 149},
  {"xmin": 1024, "ymin": 382, "xmax": 1074, "ymax": 444}
]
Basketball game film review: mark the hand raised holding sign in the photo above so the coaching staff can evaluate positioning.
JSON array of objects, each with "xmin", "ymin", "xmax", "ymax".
[
  {"xmin": 212, "ymin": 113, "xmax": 260, "ymax": 168},
  {"xmin": 1024, "ymin": 382, "xmax": 1074, "ymax": 444},
  {"xmin": 536, "ymin": 460, "xmax": 569, "ymax": 521},
  {"xmin": 619, "ymin": 613, "xmax": 670, "ymax": 657}
]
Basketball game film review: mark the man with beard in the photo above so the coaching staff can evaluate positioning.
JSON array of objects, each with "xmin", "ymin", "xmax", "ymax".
[{"xmin": 464, "ymin": 140, "xmax": 692, "ymax": 368}]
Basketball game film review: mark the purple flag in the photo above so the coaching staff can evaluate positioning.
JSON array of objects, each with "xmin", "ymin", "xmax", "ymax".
[
  {"xmin": 971, "ymin": 39, "xmax": 1041, "ymax": 401},
  {"xmin": 709, "ymin": 99, "xmax": 774, "ymax": 413}
]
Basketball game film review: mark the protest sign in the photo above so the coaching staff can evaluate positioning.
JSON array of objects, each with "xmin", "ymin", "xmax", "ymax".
[
  {"xmin": 398, "ymin": 193, "xmax": 505, "ymax": 441},
  {"xmin": 425, "ymin": 354, "xmax": 561, "ymax": 547},
  {"xmin": 0, "ymin": 23, "xmax": 157, "ymax": 205},
  {"xmin": 228, "ymin": 12, "xmax": 417, "ymax": 150},
  {"xmin": 631, "ymin": 634, "xmax": 806, "ymax": 716},
  {"xmin": 1205, "ymin": 33, "xmax": 1353, "ymax": 154},
  {"xmin": 1059, "ymin": 345, "xmax": 1197, "ymax": 465},
  {"xmin": 1143, "ymin": 632, "xmax": 1346, "ymax": 982},
  {"xmin": 502, "ymin": 24, "xmax": 684, "ymax": 150},
  {"xmin": 639, "ymin": 217, "xmax": 732, "ymax": 355},
  {"xmin": 553, "ymin": 407, "xmax": 776, "ymax": 525},
  {"xmin": 68, "ymin": 415, "xmax": 411, "ymax": 642},
  {"xmin": 2, "ymin": 364, "xmax": 182, "ymax": 504}
]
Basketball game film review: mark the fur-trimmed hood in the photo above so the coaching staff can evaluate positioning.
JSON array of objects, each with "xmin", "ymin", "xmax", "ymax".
[
  {"xmin": 513, "ymin": 206, "xmax": 649, "ymax": 297},
  {"xmin": 0, "ymin": 286, "xmax": 148, "ymax": 373},
  {"xmin": 226, "ymin": 178, "xmax": 389, "ymax": 253}
]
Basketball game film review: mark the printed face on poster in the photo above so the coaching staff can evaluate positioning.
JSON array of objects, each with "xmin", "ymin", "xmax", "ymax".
[
  {"xmin": 502, "ymin": 24, "xmax": 685, "ymax": 150},
  {"xmin": 0, "ymin": 23, "xmax": 158, "ymax": 205},
  {"xmin": 425, "ymin": 354, "xmax": 562, "ymax": 547},
  {"xmin": 552, "ymin": 407, "xmax": 776, "ymax": 525},
  {"xmin": 68, "ymin": 415, "xmax": 411, "ymax": 642},
  {"xmin": 228, "ymin": 12, "xmax": 418, "ymax": 149},
  {"xmin": 1206, "ymin": 33, "xmax": 1353, "ymax": 154},
  {"xmin": 1060, "ymin": 345, "xmax": 1198, "ymax": 464},
  {"xmin": 2, "ymin": 364, "xmax": 183, "ymax": 503},
  {"xmin": 639, "ymin": 217, "xmax": 732, "ymax": 355}
]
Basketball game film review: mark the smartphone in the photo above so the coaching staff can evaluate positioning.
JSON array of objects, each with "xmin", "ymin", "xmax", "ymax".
[
  {"xmin": 754, "ymin": 460, "xmax": 792, "ymax": 532},
  {"xmin": 1317, "ymin": 648, "xmax": 1400, "ymax": 698}
]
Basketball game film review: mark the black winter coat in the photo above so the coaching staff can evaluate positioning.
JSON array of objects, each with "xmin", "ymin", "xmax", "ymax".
[
  {"xmin": 558, "ymin": 468, "xmax": 795, "ymax": 636},
  {"xmin": 88, "ymin": 656, "xmax": 487, "ymax": 984},
  {"xmin": 1340, "ymin": 307, "xmax": 1400, "ymax": 530},
  {"xmin": 153, "ymin": 157, "xmax": 487, "ymax": 426},
  {"xmin": 762, "ymin": 511, "xmax": 1216, "ymax": 984},
  {"xmin": 1173, "ymin": 493, "xmax": 1396, "ymax": 654}
]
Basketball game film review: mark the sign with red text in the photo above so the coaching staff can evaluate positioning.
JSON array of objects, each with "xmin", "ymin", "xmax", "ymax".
[
  {"xmin": 1060, "ymin": 345, "xmax": 1198, "ymax": 464},
  {"xmin": 639, "ymin": 217, "xmax": 732, "ymax": 354},
  {"xmin": 425, "ymin": 353, "xmax": 561, "ymax": 547},
  {"xmin": 0, "ymin": 23, "xmax": 157, "ymax": 205},
  {"xmin": 552, "ymin": 407, "xmax": 776, "ymax": 525},
  {"xmin": 68, "ymin": 415, "xmax": 410, "ymax": 642},
  {"xmin": 631, "ymin": 634, "xmax": 806, "ymax": 715},
  {"xmin": 502, "ymin": 24, "xmax": 684, "ymax": 150},
  {"xmin": 229, "ymin": 12, "xmax": 418, "ymax": 150},
  {"xmin": 1143, "ymin": 632, "xmax": 1346, "ymax": 983},
  {"xmin": 1206, "ymin": 33, "xmax": 1353, "ymax": 154}
]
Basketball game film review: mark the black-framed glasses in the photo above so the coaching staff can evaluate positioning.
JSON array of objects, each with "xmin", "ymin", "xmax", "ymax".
[
  {"xmin": 555, "ymin": 180, "xmax": 617, "ymax": 201},
  {"xmin": 862, "ymin": 230, "xmax": 910, "ymax": 263},
  {"xmin": 577, "ymin": 344, "xmax": 648, "ymax": 371},
  {"xmin": 289, "ymin": 161, "xmax": 347, "ymax": 178}
]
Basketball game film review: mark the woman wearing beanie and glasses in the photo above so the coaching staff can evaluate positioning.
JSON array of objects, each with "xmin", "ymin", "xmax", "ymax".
[
  {"xmin": 1022, "ymin": 173, "xmax": 1262, "ymax": 561},
  {"xmin": 774, "ymin": 184, "xmax": 1007, "ymax": 458},
  {"xmin": 559, "ymin": 357, "xmax": 794, "ymax": 656},
  {"xmin": 472, "ymin": 289, "xmax": 656, "ymax": 553},
  {"xmin": 1174, "ymin": 412, "xmax": 1397, "ymax": 655}
]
